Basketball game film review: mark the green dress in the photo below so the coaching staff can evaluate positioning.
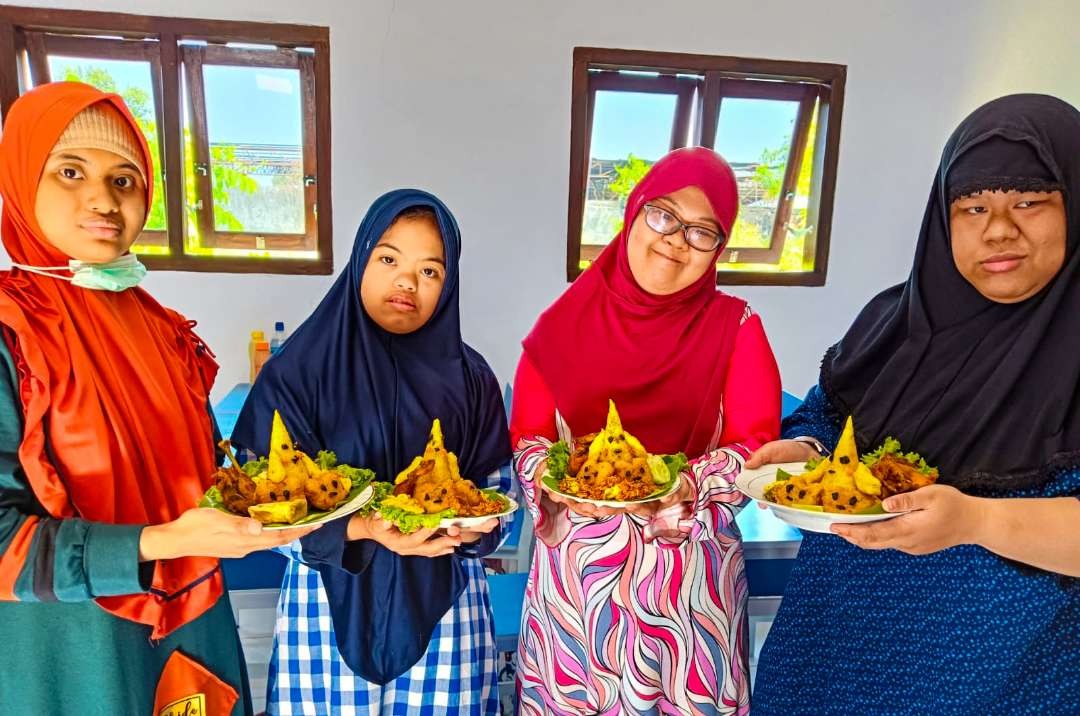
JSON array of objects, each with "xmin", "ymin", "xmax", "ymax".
[{"xmin": 0, "ymin": 340, "xmax": 252, "ymax": 715}]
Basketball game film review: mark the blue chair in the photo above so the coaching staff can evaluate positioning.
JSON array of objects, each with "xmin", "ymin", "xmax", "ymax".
[
  {"xmin": 781, "ymin": 390, "xmax": 803, "ymax": 419},
  {"xmin": 488, "ymin": 572, "xmax": 529, "ymax": 653}
]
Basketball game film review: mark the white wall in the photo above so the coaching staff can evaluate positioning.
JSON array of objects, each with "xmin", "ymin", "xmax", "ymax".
[{"xmin": 6, "ymin": 0, "xmax": 1080, "ymax": 403}]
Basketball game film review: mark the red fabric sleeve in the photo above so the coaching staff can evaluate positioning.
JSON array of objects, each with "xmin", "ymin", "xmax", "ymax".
[
  {"xmin": 510, "ymin": 353, "xmax": 557, "ymax": 448},
  {"xmin": 717, "ymin": 313, "xmax": 782, "ymax": 454}
]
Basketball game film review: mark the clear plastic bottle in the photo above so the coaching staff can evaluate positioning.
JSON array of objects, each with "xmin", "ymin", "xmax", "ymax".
[{"xmin": 270, "ymin": 321, "xmax": 287, "ymax": 355}]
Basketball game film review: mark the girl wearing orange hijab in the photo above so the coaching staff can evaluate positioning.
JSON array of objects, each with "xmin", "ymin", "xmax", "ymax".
[{"xmin": 0, "ymin": 82, "xmax": 314, "ymax": 713}]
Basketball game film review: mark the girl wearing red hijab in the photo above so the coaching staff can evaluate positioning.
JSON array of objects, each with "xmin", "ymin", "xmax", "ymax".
[
  {"xmin": 0, "ymin": 82, "xmax": 313, "ymax": 713},
  {"xmin": 511, "ymin": 147, "xmax": 780, "ymax": 715}
]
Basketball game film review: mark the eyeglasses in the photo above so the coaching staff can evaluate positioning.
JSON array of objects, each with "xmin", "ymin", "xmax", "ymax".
[{"xmin": 642, "ymin": 204, "xmax": 724, "ymax": 252}]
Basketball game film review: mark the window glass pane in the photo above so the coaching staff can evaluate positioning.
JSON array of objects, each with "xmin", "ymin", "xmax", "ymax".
[
  {"xmin": 714, "ymin": 97, "xmax": 799, "ymax": 250},
  {"xmin": 203, "ymin": 64, "xmax": 305, "ymax": 235},
  {"xmin": 47, "ymin": 55, "xmax": 169, "ymax": 253},
  {"xmin": 721, "ymin": 100, "xmax": 819, "ymax": 273},
  {"xmin": 582, "ymin": 90, "xmax": 676, "ymax": 247},
  {"xmin": 778, "ymin": 101, "xmax": 818, "ymax": 271}
]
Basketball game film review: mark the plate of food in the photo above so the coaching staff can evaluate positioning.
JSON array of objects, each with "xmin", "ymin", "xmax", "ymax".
[
  {"xmin": 541, "ymin": 400, "xmax": 688, "ymax": 507},
  {"xmin": 735, "ymin": 416, "xmax": 938, "ymax": 533},
  {"xmin": 365, "ymin": 418, "xmax": 518, "ymax": 533},
  {"xmin": 200, "ymin": 410, "xmax": 376, "ymax": 530}
]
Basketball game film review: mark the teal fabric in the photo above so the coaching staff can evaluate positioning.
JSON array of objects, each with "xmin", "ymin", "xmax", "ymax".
[{"xmin": 0, "ymin": 339, "xmax": 252, "ymax": 714}]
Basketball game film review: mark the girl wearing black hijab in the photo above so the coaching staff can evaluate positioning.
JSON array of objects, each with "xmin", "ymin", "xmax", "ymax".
[
  {"xmin": 749, "ymin": 94, "xmax": 1080, "ymax": 714},
  {"xmin": 232, "ymin": 189, "xmax": 512, "ymax": 714}
]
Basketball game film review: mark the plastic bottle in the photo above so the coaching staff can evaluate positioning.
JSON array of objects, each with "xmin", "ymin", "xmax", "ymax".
[
  {"xmin": 248, "ymin": 330, "xmax": 265, "ymax": 383},
  {"xmin": 270, "ymin": 321, "xmax": 287, "ymax": 355},
  {"xmin": 252, "ymin": 340, "xmax": 272, "ymax": 381}
]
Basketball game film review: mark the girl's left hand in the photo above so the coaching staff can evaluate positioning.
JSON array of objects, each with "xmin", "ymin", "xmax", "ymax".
[
  {"xmin": 443, "ymin": 518, "xmax": 499, "ymax": 544},
  {"xmin": 831, "ymin": 484, "xmax": 986, "ymax": 555}
]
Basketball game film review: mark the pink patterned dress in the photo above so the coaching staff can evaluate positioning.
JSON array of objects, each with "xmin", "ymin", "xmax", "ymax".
[{"xmin": 510, "ymin": 311, "xmax": 779, "ymax": 715}]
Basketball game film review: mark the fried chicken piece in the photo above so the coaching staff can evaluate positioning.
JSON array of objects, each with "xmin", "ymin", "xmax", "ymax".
[
  {"xmin": 557, "ymin": 403, "xmax": 661, "ymax": 501},
  {"xmin": 765, "ymin": 475, "xmax": 825, "ymax": 508},
  {"xmin": 870, "ymin": 454, "xmax": 939, "ymax": 498},
  {"xmin": 214, "ymin": 466, "xmax": 258, "ymax": 515},
  {"xmin": 305, "ymin": 470, "xmax": 351, "ymax": 511},
  {"xmin": 394, "ymin": 420, "xmax": 506, "ymax": 517},
  {"xmin": 409, "ymin": 459, "xmax": 457, "ymax": 513},
  {"xmin": 451, "ymin": 478, "xmax": 504, "ymax": 516},
  {"xmin": 821, "ymin": 484, "xmax": 880, "ymax": 513},
  {"xmin": 254, "ymin": 470, "xmax": 306, "ymax": 504},
  {"xmin": 403, "ymin": 421, "xmax": 459, "ymax": 513},
  {"xmin": 393, "ymin": 475, "xmax": 417, "ymax": 497},
  {"xmin": 567, "ymin": 432, "xmax": 599, "ymax": 476}
]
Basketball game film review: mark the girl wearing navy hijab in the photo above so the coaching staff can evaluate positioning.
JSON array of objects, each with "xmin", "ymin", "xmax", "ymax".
[{"xmin": 232, "ymin": 189, "xmax": 513, "ymax": 715}]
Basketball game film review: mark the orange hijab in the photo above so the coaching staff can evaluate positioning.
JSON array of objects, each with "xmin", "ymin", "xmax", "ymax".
[{"xmin": 0, "ymin": 82, "xmax": 222, "ymax": 638}]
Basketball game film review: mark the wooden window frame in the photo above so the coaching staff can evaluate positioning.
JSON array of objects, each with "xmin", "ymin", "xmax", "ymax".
[
  {"xmin": 0, "ymin": 5, "xmax": 333, "ymax": 275},
  {"xmin": 568, "ymin": 47, "xmax": 846, "ymax": 287}
]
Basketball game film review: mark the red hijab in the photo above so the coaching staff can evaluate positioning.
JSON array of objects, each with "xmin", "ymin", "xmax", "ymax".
[
  {"xmin": 523, "ymin": 147, "xmax": 746, "ymax": 456},
  {"xmin": 0, "ymin": 82, "xmax": 222, "ymax": 638}
]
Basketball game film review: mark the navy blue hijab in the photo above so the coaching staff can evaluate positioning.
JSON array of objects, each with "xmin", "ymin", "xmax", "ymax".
[{"xmin": 232, "ymin": 189, "xmax": 510, "ymax": 684}]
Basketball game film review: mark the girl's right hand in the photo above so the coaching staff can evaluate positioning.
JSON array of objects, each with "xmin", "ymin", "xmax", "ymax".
[
  {"xmin": 347, "ymin": 513, "xmax": 462, "ymax": 557},
  {"xmin": 745, "ymin": 439, "xmax": 821, "ymax": 469},
  {"xmin": 138, "ymin": 507, "xmax": 320, "ymax": 561}
]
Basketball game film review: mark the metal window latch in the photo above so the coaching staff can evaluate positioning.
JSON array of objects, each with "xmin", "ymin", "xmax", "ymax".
[
  {"xmin": 195, "ymin": 163, "xmax": 209, "ymax": 177},
  {"xmin": 304, "ymin": 175, "xmax": 317, "ymax": 187}
]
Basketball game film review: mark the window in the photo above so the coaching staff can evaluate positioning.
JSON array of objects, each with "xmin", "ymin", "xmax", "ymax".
[
  {"xmin": 0, "ymin": 6, "xmax": 332, "ymax": 274},
  {"xmin": 567, "ymin": 47, "xmax": 846, "ymax": 286}
]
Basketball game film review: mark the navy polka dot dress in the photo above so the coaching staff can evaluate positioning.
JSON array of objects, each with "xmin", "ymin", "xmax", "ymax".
[{"xmin": 752, "ymin": 385, "xmax": 1080, "ymax": 715}]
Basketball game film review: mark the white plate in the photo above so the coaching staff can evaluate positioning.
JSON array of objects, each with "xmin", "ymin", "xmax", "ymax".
[
  {"xmin": 261, "ymin": 484, "xmax": 376, "ymax": 531},
  {"xmin": 734, "ymin": 462, "xmax": 901, "ymax": 534},
  {"xmin": 541, "ymin": 472, "xmax": 682, "ymax": 508},
  {"xmin": 438, "ymin": 495, "xmax": 520, "ymax": 529}
]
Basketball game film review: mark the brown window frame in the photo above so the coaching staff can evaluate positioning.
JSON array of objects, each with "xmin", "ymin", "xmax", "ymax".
[
  {"xmin": 0, "ymin": 5, "xmax": 333, "ymax": 275},
  {"xmin": 568, "ymin": 47, "xmax": 846, "ymax": 287}
]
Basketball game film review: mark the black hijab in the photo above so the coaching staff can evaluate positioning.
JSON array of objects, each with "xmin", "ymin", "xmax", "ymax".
[{"xmin": 821, "ymin": 94, "xmax": 1080, "ymax": 494}]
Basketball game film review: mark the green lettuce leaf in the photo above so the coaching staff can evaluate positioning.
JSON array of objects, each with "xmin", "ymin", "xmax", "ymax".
[
  {"xmin": 378, "ymin": 502, "xmax": 455, "ymax": 534},
  {"xmin": 316, "ymin": 450, "xmax": 338, "ymax": 470},
  {"xmin": 333, "ymin": 464, "xmax": 375, "ymax": 490},
  {"xmin": 661, "ymin": 453, "xmax": 688, "ymax": 480},
  {"xmin": 546, "ymin": 441, "xmax": 570, "ymax": 480},
  {"xmin": 199, "ymin": 485, "xmax": 224, "ymax": 509},
  {"xmin": 240, "ymin": 457, "xmax": 267, "ymax": 477},
  {"xmin": 356, "ymin": 482, "xmax": 394, "ymax": 518},
  {"xmin": 861, "ymin": 437, "xmax": 935, "ymax": 475}
]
